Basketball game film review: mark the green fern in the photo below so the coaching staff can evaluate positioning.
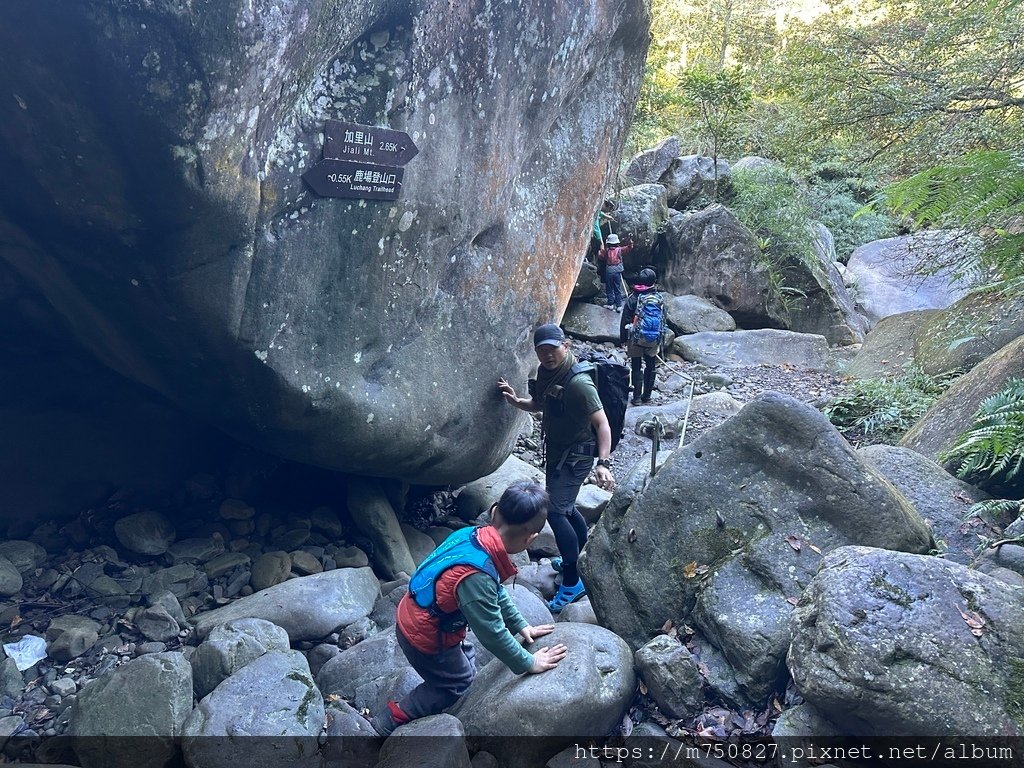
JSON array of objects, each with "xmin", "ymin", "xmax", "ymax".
[
  {"xmin": 967, "ymin": 498, "xmax": 1023, "ymax": 521},
  {"xmin": 941, "ymin": 378, "xmax": 1024, "ymax": 492},
  {"xmin": 882, "ymin": 151, "xmax": 1024, "ymax": 285}
]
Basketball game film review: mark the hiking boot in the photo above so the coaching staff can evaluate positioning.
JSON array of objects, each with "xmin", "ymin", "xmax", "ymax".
[
  {"xmin": 548, "ymin": 580, "xmax": 586, "ymax": 612},
  {"xmin": 371, "ymin": 701, "xmax": 410, "ymax": 738},
  {"xmin": 550, "ymin": 556, "xmax": 563, "ymax": 574},
  {"xmin": 631, "ymin": 397, "xmax": 642, "ymax": 406},
  {"xmin": 641, "ymin": 395, "xmax": 652, "ymax": 403}
]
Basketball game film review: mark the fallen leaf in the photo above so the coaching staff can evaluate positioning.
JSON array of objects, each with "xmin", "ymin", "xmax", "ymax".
[
  {"xmin": 9, "ymin": 615, "xmax": 22, "ymax": 629},
  {"xmin": 628, "ymin": 528, "xmax": 637, "ymax": 543},
  {"xmin": 621, "ymin": 713, "xmax": 634, "ymax": 738},
  {"xmin": 697, "ymin": 662, "xmax": 711, "ymax": 679},
  {"xmin": 326, "ymin": 694, "xmax": 340, "ymax": 703},
  {"xmin": 807, "ymin": 542, "xmax": 822, "ymax": 554},
  {"xmin": 682, "ymin": 561, "xmax": 699, "ymax": 579},
  {"xmin": 639, "ymin": 681, "xmax": 648, "ymax": 695},
  {"xmin": 785, "ymin": 535, "xmax": 802, "ymax": 552},
  {"xmin": 955, "ymin": 603, "xmax": 986, "ymax": 637},
  {"xmin": 785, "ymin": 596, "xmax": 799, "ymax": 606},
  {"xmin": 772, "ymin": 697, "xmax": 783, "ymax": 713},
  {"xmin": 661, "ymin": 618, "xmax": 674, "ymax": 634}
]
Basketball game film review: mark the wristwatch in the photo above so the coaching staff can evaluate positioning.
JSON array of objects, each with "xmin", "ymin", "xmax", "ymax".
[{"xmin": 596, "ymin": 458, "xmax": 612, "ymax": 469}]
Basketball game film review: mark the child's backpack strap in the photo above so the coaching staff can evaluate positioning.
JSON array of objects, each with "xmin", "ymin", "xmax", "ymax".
[{"xmin": 408, "ymin": 527, "xmax": 499, "ymax": 613}]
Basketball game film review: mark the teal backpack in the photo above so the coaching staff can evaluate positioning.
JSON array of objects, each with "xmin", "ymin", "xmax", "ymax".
[{"xmin": 408, "ymin": 526, "xmax": 500, "ymax": 631}]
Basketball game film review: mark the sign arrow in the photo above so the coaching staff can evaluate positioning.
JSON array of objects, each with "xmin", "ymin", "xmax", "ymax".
[
  {"xmin": 323, "ymin": 119, "xmax": 419, "ymax": 166},
  {"xmin": 302, "ymin": 159, "xmax": 404, "ymax": 200}
]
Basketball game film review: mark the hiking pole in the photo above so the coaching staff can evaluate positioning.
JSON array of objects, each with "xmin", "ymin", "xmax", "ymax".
[
  {"xmin": 678, "ymin": 380, "xmax": 695, "ymax": 449},
  {"xmin": 649, "ymin": 415, "xmax": 662, "ymax": 477}
]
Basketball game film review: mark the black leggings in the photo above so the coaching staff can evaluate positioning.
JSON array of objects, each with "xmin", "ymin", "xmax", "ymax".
[{"xmin": 548, "ymin": 509, "xmax": 589, "ymax": 586}]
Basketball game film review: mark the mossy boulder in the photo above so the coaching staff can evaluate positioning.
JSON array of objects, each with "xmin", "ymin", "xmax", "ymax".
[
  {"xmin": 914, "ymin": 290, "xmax": 1024, "ymax": 376},
  {"xmin": 790, "ymin": 546, "xmax": 1024, "ymax": 737},
  {"xmin": 581, "ymin": 392, "xmax": 932, "ymax": 703}
]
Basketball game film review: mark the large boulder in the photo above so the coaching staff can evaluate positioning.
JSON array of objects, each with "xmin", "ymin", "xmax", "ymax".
[
  {"xmin": 859, "ymin": 445, "xmax": 993, "ymax": 564},
  {"xmin": 612, "ymin": 184, "xmax": 670, "ymax": 271},
  {"xmin": 913, "ymin": 288, "xmax": 1024, "ymax": 376},
  {"xmin": 190, "ymin": 617, "xmax": 291, "ymax": 699},
  {"xmin": 656, "ymin": 206, "xmax": 769, "ymax": 327},
  {"xmin": 844, "ymin": 309, "xmax": 940, "ymax": 379},
  {"xmin": 790, "ymin": 546, "xmax": 1024, "ymax": 737},
  {"xmin": 191, "ymin": 567, "xmax": 380, "ymax": 641},
  {"xmin": 182, "ymin": 650, "xmax": 324, "ymax": 768},
  {"xmin": 581, "ymin": 393, "xmax": 933, "ymax": 702},
  {"xmin": 663, "ymin": 294, "xmax": 736, "ymax": 335},
  {"xmin": 845, "ymin": 232, "xmax": 978, "ymax": 325},
  {"xmin": 71, "ymin": 653, "xmax": 193, "ymax": 768},
  {"xmin": 563, "ymin": 302, "xmax": 624, "ymax": 343},
  {"xmin": 450, "ymin": 623, "xmax": 635, "ymax": 767},
  {"xmin": 673, "ymin": 329, "xmax": 831, "ymax": 370},
  {"xmin": 659, "ymin": 155, "xmax": 731, "ymax": 210},
  {"xmin": 901, "ymin": 335, "xmax": 1024, "ymax": 461},
  {"xmin": 316, "ymin": 626, "xmax": 422, "ymax": 714},
  {"xmin": 623, "ymin": 137, "xmax": 681, "ymax": 185},
  {"xmin": 0, "ymin": 1, "xmax": 650, "ymax": 486},
  {"xmin": 657, "ymin": 206, "xmax": 862, "ymax": 342}
]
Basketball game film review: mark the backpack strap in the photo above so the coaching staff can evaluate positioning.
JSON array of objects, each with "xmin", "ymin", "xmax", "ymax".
[
  {"xmin": 554, "ymin": 362, "xmax": 599, "ymax": 470},
  {"xmin": 408, "ymin": 528, "xmax": 499, "ymax": 615}
]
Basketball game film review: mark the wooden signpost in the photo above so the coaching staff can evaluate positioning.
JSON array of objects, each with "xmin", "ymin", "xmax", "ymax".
[{"xmin": 303, "ymin": 120, "xmax": 418, "ymax": 201}]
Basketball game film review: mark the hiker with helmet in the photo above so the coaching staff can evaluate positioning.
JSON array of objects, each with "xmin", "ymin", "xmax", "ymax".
[
  {"xmin": 598, "ymin": 233, "xmax": 633, "ymax": 311},
  {"xmin": 497, "ymin": 323, "xmax": 616, "ymax": 612},
  {"xmin": 620, "ymin": 268, "xmax": 665, "ymax": 405},
  {"xmin": 371, "ymin": 481, "xmax": 567, "ymax": 737}
]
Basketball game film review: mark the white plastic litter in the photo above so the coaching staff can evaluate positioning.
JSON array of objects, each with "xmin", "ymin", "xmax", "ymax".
[{"xmin": 3, "ymin": 634, "xmax": 47, "ymax": 671}]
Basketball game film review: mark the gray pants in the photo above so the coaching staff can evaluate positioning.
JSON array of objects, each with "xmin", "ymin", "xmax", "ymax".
[
  {"xmin": 396, "ymin": 627, "xmax": 477, "ymax": 720},
  {"xmin": 546, "ymin": 457, "xmax": 592, "ymax": 585}
]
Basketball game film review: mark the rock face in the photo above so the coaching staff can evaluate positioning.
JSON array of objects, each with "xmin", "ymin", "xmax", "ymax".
[
  {"xmin": 790, "ymin": 546, "xmax": 1024, "ymax": 737},
  {"xmin": 901, "ymin": 335, "xmax": 1024, "ymax": 461},
  {"xmin": 581, "ymin": 393, "xmax": 932, "ymax": 702},
  {"xmin": 659, "ymin": 155, "xmax": 731, "ymax": 210},
  {"xmin": 0, "ymin": 1, "xmax": 650, "ymax": 486},
  {"xmin": 656, "ymin": 206, "xmax": 863, "ymax": 342},
  {"xmin": 845, "ymin": 232, "xmax": 978, "ymax": 325},
  {"xmin": 623, "ymin": 137, "xmax": 681, "ymax": 185},
  {"xmin": 845, "ymin": 309, "xmax": 940, "ymax": 379},
  {"xmin": 859, "ymin": 445, "xmax": 992, "ymax": 564},
  {"xmin": 913, "ymin": 289, "xmax": 1024, "ymax": 376}
]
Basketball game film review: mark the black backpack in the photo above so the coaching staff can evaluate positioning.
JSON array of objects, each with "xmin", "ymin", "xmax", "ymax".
[{"xmin": 570, "ymin": 355, "xmax": 630, "ymax": 452}]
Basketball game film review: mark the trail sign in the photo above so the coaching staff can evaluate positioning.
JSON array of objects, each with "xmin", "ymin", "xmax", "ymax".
[
  {"xmin": 301, "ymin": 159, "xmax": 404, "ymax": 200},
  {"xmin": 323, "ymin": 120, "xmax": 419, "ymax": 166}
]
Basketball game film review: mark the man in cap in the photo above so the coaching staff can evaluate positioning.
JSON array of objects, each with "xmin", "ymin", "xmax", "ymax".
[{"xmin": 497, "ymin": 324, "xmax": 615, "ymax": 612}]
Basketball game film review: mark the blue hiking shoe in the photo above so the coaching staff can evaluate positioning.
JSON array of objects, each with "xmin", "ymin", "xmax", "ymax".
[
  {"xmin": 550, "ymin": 556, "xmax": 563, "ymax": 574},
  {"xmin": 548, "ymin": 580, "xmax": 586, "ymax": 613}
]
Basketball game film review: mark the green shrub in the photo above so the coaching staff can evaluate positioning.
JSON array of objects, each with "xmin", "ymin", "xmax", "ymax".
[
  {"xmin": 806, "ymin": 177, "xmax": 899, "ymax": 262},
  {"xmin": 825, "ymin": 368, "xmax": 954, "ymax": 445},
  {"xmin": 940, "ymin": 378, "xmax": 1024, "ymax": 496}
]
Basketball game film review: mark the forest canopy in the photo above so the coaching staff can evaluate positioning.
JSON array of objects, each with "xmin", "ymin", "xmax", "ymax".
[{"xmin": 629, "ymin": 0, "xmax": 1024, "ymax": 280}]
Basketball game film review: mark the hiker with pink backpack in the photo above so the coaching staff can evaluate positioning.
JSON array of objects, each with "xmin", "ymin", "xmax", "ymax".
[{"xmin": 598, "ymin": 233, "xmax": 633, "ymax": 311}]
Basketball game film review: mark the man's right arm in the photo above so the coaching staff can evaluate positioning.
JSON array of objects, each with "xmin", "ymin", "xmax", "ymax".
[{"xmin": 497, "ymin": 378, "xmax": 541, "ymax": 412}]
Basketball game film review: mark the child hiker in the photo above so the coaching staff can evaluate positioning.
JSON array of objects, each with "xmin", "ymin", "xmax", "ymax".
[{"xmin": 371, "ymin": 481, "xmax": 568, "ymax": 736}]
